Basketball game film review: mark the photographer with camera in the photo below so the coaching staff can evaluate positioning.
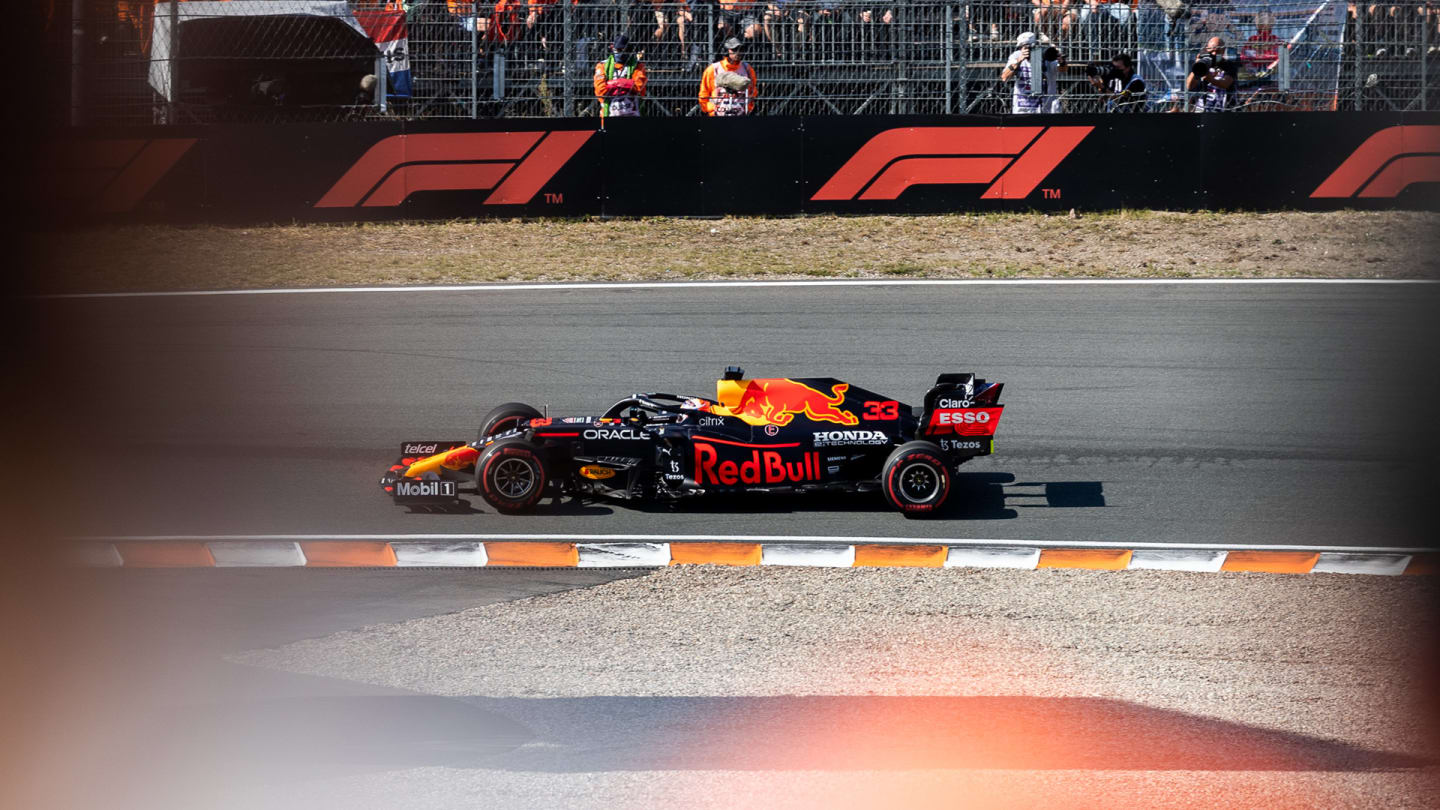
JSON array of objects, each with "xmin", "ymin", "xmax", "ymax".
[
  {"xmin": 1001, "ymin": 31, "xmax": 1064, "ymax": 114},
  {"xmin": 1185, "ymin": 36, "xmax": 1239, "ymax": 112},
  {"xmin": 1086, "ymin": 52, "xmax": 1146, "ymax": 112}
]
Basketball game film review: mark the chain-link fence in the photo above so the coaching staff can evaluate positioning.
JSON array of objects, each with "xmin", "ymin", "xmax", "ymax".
[{"xmin": 68, "ymin": 0, "xmax": 1438, "ymax": 124}]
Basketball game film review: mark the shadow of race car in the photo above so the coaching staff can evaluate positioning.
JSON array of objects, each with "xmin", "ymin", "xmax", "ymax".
[{"xmin": 380, "ymin": 367, "xmax": 1004, "ymax": 517}]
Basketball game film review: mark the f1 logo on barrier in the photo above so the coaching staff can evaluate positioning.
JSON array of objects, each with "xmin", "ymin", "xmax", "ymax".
[
  {"xmin": 53, "ymin": 138, "xmax": 197, "ymax": 213},
  {"xmin": 811, "ymin": 126, "xmax": 1093, "ymax": 201},
  {"xmin": 315, "ymin": 131, "xmax": 594, "ymax": 208},
  {"xmin": 1311, "ymin": 125, "xmax": 1440, "ymax": 199}
]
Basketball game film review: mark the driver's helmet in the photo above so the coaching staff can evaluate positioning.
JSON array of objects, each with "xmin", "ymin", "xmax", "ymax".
[{"xmin": 681, "ymin": 397, "xmax": 712, "ymax": 412}]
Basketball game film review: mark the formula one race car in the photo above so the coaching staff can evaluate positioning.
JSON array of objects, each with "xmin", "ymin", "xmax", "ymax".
[{"xmin": 380, "ymin": 368, "xmax": 1004, "ymax": 517}]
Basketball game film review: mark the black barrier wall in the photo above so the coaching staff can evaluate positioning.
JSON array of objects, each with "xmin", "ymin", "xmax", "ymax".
[{"xmin": 47, "ymin": 113, "xmax": 1440, "ymax": 222}]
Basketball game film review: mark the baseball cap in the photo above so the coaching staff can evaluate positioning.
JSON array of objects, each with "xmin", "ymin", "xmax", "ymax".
[
  {"xmin": 611, "ymin": 34, "xmax": 630, "ymax": 53},
  {"xmin": 723, "ymin": 37, "xmax": 743, "ymax": 51},
  {"xmin": 1016, "ymin": 31, "xmax": 1038, "ymax": 48}
]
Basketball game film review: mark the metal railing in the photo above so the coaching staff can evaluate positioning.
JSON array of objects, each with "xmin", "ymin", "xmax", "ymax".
[{"xmin": 67, "ymin": 0, "xmax": 1438, "ymax": 124}]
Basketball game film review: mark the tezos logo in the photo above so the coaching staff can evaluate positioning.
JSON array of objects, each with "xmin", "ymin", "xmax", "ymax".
[
  {"xmin": 584, "ymin": 428, "xmax": 646, "ymax": 441},
  {"xmin": 812, "ymin": 429, "xmax": 889, "ymax": 447}
]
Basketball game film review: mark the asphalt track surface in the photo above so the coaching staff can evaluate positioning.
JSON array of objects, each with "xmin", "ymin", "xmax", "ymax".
[{"xmin": 41, "ymin": 282, "xmax": 1440, "ymax": 547}]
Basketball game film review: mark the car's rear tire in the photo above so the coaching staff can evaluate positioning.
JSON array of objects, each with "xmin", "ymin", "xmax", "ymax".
[
  {"xmin": 881, "ymin": 441, "xmax": 951, "ymax": 517},
  {"xmin": 476, "ymin": 439, "xmax": 548, "ymax": 514},
  {"xmin": 479, "ymin": 402, "xmax": 542, "ymax": 441}
]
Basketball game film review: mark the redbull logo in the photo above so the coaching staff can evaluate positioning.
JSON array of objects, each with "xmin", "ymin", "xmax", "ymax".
[
  {"xmin": 735, "ymin": 379, "xmax": 859, "ymax": 426},
  {"xmin": 694, "ymin": 443, "xmax": 821, "ymax": 486}
]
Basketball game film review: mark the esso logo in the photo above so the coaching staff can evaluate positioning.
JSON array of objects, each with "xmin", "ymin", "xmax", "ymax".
[{"xmin": 937, "ymin": 411, "xmax": 991, "ymax": 425}]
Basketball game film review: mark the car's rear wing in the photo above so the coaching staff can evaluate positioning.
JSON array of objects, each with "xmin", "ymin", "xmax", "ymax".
[{"xmin": 918, "ymin": 373, "xmax": 1004, "ymax": 441}]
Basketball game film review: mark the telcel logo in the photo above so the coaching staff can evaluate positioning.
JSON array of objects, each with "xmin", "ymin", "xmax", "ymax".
[{"xmin": 584, "ymin": 428, "xmax": 646, "ymax": 441}]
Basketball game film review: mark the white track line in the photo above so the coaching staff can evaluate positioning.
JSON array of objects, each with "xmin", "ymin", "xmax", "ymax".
[
  {"xmin": 77, "ymin": 534, "xmax": 1431, "ymax": 554},
  {"xmin": 41, "ymin": 278, "xmax": 1437, "ymax": 300}
]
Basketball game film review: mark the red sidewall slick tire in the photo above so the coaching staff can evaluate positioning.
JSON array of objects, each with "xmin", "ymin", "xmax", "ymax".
[
  {"xmin": 477, "ymin": 441, "xmax": 548, "ymax": 514},
  {"xmin": 882, "ymin": 442, "xmax": 951, "ymax": 517},
  {"xmin": 479, "ymin": 402, "xmax": 543, "ymax": 442}
]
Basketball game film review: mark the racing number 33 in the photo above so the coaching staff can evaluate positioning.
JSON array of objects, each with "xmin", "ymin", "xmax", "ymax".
[{"xmin": 863, "ymin": 400, "xmax": 899, "ymax": 420}]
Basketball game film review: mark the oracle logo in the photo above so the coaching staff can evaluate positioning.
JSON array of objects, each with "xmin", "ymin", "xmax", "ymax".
[{"xmin": 583, "ymin": 428, "xmax": 646, "ymax": 441}]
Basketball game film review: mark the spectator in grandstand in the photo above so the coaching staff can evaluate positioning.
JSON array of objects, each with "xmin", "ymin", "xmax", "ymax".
[
  {"xmin": 1001, "ymin": 31, "xmax": 1060, "ymax": 113},
  {"xmin": 763, "ymin": 0, "xmax": 802, "ymax": 59},
  {"xmin": 1146, "ymin": 0, "xmax": 1192, "ymax": 71},
  {"xmin": 653, "ymin": 0, "xmax": 701, "ymax": 68},
  {"xmin": 1240, "ymin": 10, "xmax": 1282, "ymax": 77},
  {"xmin": 1087, "ymin": 51, "xmax": 1146, "ymax": 110},
  {"xmin": 858, "ymin": 3, "xmax": 897, "ymax": 60},
  {"xmin": 1076, "ymin": 0, "xmax": 1134, "ymax": 61},
  {"xmin": 1185, "ymin": 35, "xmax": 1238, "ymax": 111},
  {"xmin": 699, "ymin": 36, "xmax": 758, "ymax": 115},
  {"xmin": 1032, "ymin": 0, "xmax": 1074, "ymax": 39},
  {"xmin": 717, "ymin": 0, "xmax": 763, "ymax": 50},
  {"xmin": 859, "ymin": 5, "xmax": 895, "ymax": 25},
  {"xmin": 1190, "ymin": 0, "xmax": 1241, "ymax": 51},
  {"xmin": 594, "ymin": 33, "xmax": 647, "ymax": 118}
]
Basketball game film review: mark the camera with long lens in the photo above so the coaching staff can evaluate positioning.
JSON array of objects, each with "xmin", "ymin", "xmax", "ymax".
[{"xmin": 1191, "ymin": 52, "xmax": 1218, "ymax": 75}]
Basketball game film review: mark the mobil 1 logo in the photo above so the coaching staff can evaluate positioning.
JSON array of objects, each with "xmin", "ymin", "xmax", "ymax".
[{"xmin": 393, "ymin": 478, "xmax": 458, "ymax": 501}]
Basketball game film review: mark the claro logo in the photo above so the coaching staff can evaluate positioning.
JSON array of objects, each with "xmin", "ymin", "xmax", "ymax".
[
  {"xmin": 1311, "ymin": 125, "xmax": 1440, "ymax": 199},
  {"xmin": 316, "ymin": 131, "xmax": 594, "ymax": 208},
  {"xmin": 812, "ymin": 126, "xmax": 1092, "ymax": 201}
]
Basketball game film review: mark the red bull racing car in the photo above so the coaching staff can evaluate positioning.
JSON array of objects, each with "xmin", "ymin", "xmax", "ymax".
[{"xmin": 380, "ymin": 368, "xmax": 1004, "ymax": 517}]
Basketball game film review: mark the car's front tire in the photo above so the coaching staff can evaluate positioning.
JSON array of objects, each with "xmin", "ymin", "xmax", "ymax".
[
  {"xmin": 478, "ymin": 402, "xmax": 543, "ymax": 441},
  {"xmin": 476, "ymin": 439, "xmax": 548, "ymax": 514},
  {"xmin": 881, "ymin": 441, "xmax": 951, "ymax": 517}
]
